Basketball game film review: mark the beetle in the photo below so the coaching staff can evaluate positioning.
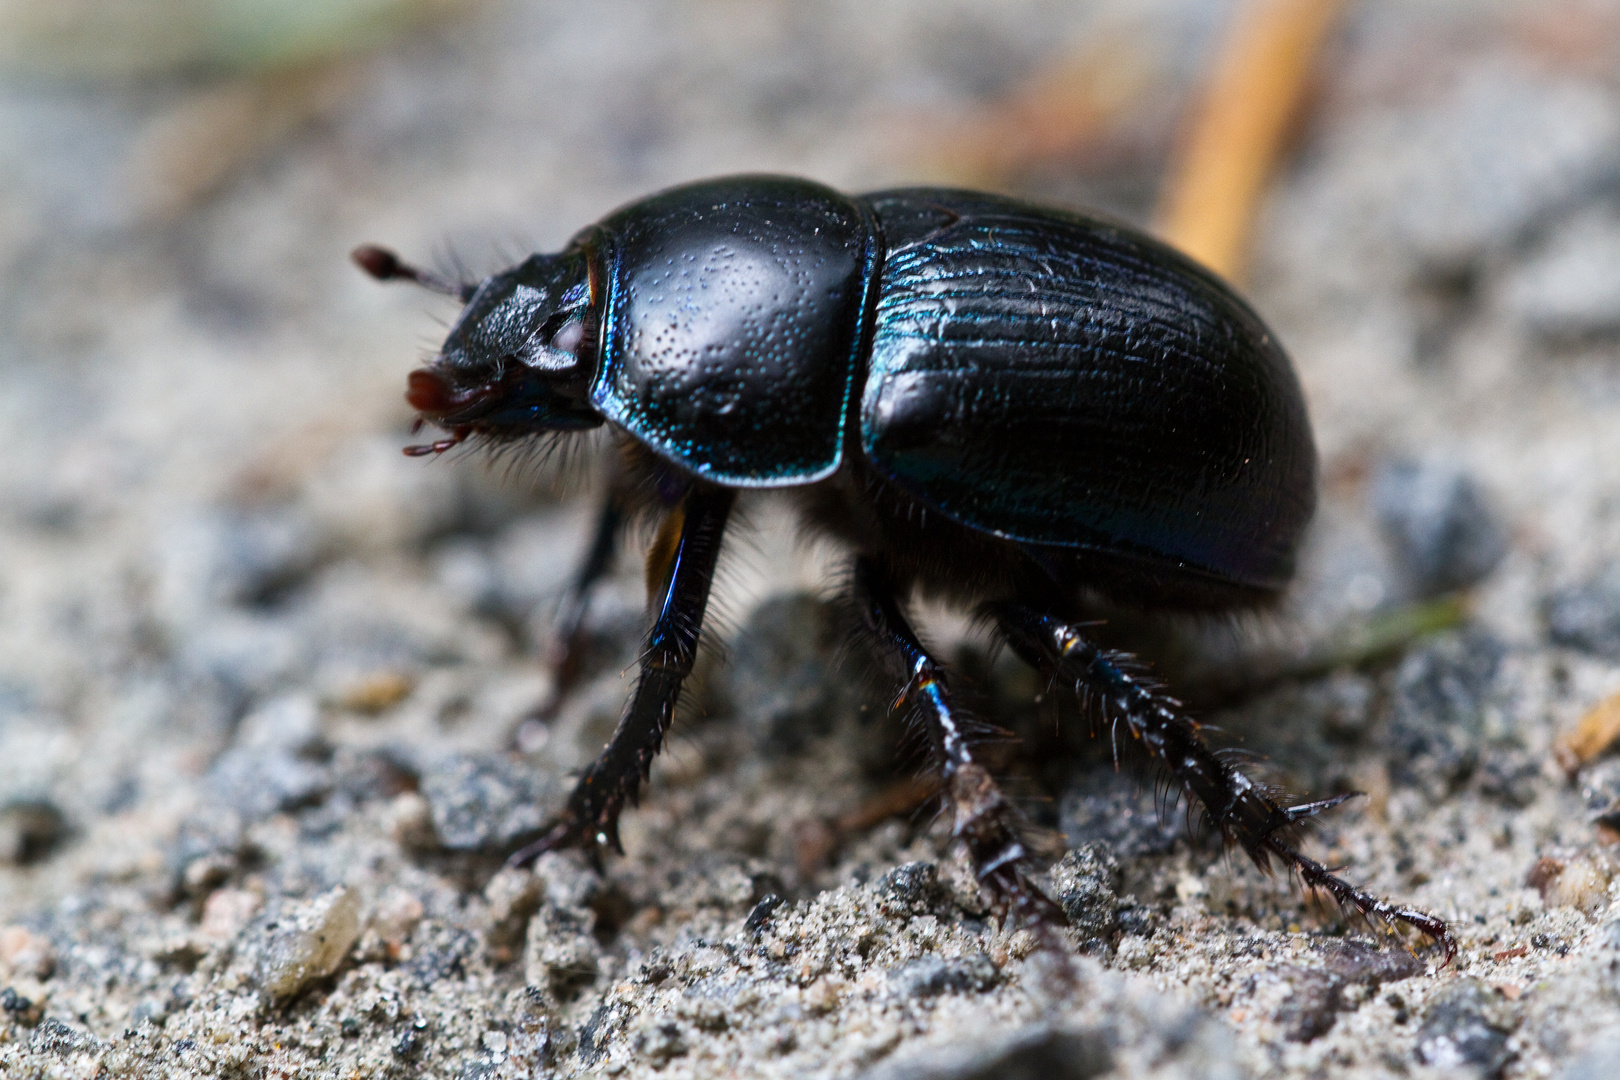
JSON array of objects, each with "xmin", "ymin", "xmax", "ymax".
[{"xmin": 355, "ymin": 174, "xmax": 1452, "ymax": 956}]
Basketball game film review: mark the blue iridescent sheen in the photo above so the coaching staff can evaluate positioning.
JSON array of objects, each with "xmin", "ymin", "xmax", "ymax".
[
  {"xmin": 587, "ymin": 175, "xmax": 878, "ymax": 486},
  {"xmin": 858, "ymin": 189, "xmax": 1314, "ymax": 594},
  {"xmin": 580, "ymin": 177, "xmax": 1314, "ymax": 597}
]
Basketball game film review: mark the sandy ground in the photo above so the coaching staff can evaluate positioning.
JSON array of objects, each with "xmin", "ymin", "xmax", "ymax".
[{"xmin": 6, "ymin": 1, "xmax": 1620, "ymax": 1077}]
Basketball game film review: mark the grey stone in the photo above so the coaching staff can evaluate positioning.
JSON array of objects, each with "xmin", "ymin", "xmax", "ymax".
[
  {"xmin": 524, "ymin": 903, "xmax": 600, "ymax": 998},
  {"xmin": 857, "ymin": 1025, "xmax": 1112, "ymax": 1080},
  {"xmin": 154, "ymin": 508, "xmax": 324, "ymax": 623},
  {"xmin": 1, "ymin": 987, "xmax": 40, "ymax": 1026},
  {"xmin": 0, "ymin": 798, "xmax": 65, "ymax": 864},
  {"xmin": 1270, "ymin": 940, "xmax": 1424, "ymax": 1043},
  {"xmin": 405, "ymin": 924, "xmax": 477, "ymax": 987},
  {"xmin": 208, "ymin": 745, "xmax": 331, "ymax": 822},
  {"xmin": 1547, "ymin": 564, "xmax": 1620, "ymax": 659},
  {"xmin": 576, "ymin": 1002, "xmax": 627, "ymax": 1067},
  {"xmin": 28, "ymin": 1017, "xmax": 97, "ymax": 1056},
  {"xmin": 744, "ymin": 893, "xmax": 785, "ymax": 933},
  {"xmin": 1414, "ymin": 978, "xmax": 1515, "ymax": 1077},
  {"xmin": 1371, "ymin": 457, "xmax": 1507, "ymax": 597},
  {"xmin": 876, "ymin": 861, "xmax": 942, "ymax": 917},
  {"xmin": 631, "ymin": 1020, "xmax": 687, "ymax": 1065},
  {"xmin": 1047, "ymin": 843, "xmax": 1121, "ymax": 939},
  {"xmin": 178, "ymin": 612, "xmax": 309, "ymax": 699},
  {"xmin": 1060, "ymin": 768, "xmax": 1184, "ymax": 858},
  {"xmin": 204, "ymin": 694, "xmax": 333, "ymax": 822},
  {"xmin": 236, "ymin": 694, "xmax": 323, "ymax": 755},
  {"xmin": 713, "ymin": 592, "xmax": 854, "ymax": 754},
  {"xmin": 418, "ymin": 752, "xmax": 567, "ymax": 853},
  {"xmin": 1385, "ymin": 630, "xmax": 1516, "ymax": 798},
  {"xmin": 128, "ymin": 998, "xmax": 168, "ymax": 1028},
  {"xmin": 1503, "ymin": 204, "xmax": 1620, "ymax": 341},
  {"xmin": 886, "ymin": 952, "xmax": 998, "ymax": 999}
]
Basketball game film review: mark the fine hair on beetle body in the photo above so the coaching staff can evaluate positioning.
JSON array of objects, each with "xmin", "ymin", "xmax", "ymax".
[{"xmin": 355, "ymin": 173, "xmax": 1455, "ymax": 961}]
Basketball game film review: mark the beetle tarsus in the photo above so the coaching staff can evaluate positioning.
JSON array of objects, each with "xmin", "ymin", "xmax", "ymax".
[{"xmin": 991, "ymin": 602, "xmax": 1453, "ymax": 963}]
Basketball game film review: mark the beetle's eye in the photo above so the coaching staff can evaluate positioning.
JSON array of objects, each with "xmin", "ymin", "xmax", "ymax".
[
  {"xmin": 520, "ymin": 314, "xmax": 586, "ymax": 373},
  {"xmin": 550, "ymin": 318, "xmax": 585, "ymax": 356}
]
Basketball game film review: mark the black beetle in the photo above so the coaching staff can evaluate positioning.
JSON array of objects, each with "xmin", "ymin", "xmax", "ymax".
[{"xmin": 355, "ymin": 174, "xmax": 1451, "ymax": 956}]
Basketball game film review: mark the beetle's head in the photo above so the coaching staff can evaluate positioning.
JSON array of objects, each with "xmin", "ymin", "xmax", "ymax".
[{"xmin": 352, "ymin": 244, "xmax": 604, "ymax": 454}]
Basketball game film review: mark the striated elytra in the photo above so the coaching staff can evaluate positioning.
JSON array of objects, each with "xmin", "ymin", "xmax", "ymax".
[{"xmin": 356, "ymin": 174, "xmax": 1451, "ymax": 959}]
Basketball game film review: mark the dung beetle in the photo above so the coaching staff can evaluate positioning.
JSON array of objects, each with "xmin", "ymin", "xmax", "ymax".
[{"xmin": 355, "ymin": 174, "xmax": 1452, "ymax": 957}]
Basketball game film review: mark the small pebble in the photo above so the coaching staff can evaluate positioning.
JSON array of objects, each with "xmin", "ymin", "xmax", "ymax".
[
  {"xmin": 1269, "ymin": 940, "xmax": 1423, "ymax": 1043},
  {"xmin": 1526, "ymin": 854, "xmax": 1613, "ymax": 915},
  {"xmin": 1386, "ymin": 630, "xmax": 1513, "ymax": 797},
  {"xmin": 1547, "ymin": 564, "xmax": 1620, "ymax": 660},
  {"xmin": 386, "ymin": 792, "xmax": 439, "ymax": 851},
  {"xmin": 334, "ymin": 670, "xmax": 415, "ymax": 714},
  {"xmin": 208, "ymin": 695, "xmax": 331, "ymax": 821},
  {"xmin": 1414, "ymin": 978, "xmax": 1516, "ymax": 1078},
  {"xmin": 0, "ymin": 925, "xmax": 55, "ymax": 980},
  {"xmin": 1047, "ymin": 843, "xmax": 1121, "ymax": 940},
  {"xmin": 29, "ymin": 1016, "xmax": 97, "ymax": 1057},
  {"xmin": 372, "ymin": 888, "xmax": 425, "ymax": 947},
  {"xmin": 484, "ymin": 869, "xmax": 541, "ymax": 963},
  {"xmin": 199, "ymin": 888, "xmax": 262, "ymax": 941},
  {"xmin": 236, "ymin": 694, "xmax": 322, "ymax": 754},
  {"xmin": 631, "ymin": 1019, "xmax": 687, "ymax": 1065},
  {"xmin": 1371, "ymin": 456, "xmax": 1507, "ymax": 597},
  {"xmin": 419, "ymin": 753, "xmax": 566, "ymax": 853},
  {"xmin": 744, "ymin": 893, "xmax": 785, "ymax": 934},
  {"xmin": 153, "ymin": 508, "xmax": 323, "ymax": 623},
  {"xmin": 876, "ymin": 862, "xmax": 942, "ymax": 917},
  {"xmin": 886, "ymin": 953, "xmax": 999, "ymax": 1000},
  {"xmin": 524, "ymin": 904, "xmax": 600, "ymax": 996},
  {"xmin": 1, "ymin": 984, "xmax": 43, "ymax": 1026},
  {"xmin": 258, "ymin": 886, "xmax": 364, "ymax": 1003},
  {"xmin": 0, "ymin": 800, "xmax": 66, "ymax": 865},
  {"xmin": 856, "ymin": 1024, "xmax": 1112, "ymax": 1080}
]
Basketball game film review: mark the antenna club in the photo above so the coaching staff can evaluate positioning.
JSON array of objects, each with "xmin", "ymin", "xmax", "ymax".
[{"xmin": 351, "ymin": 244, "xmax": 405, "ymax": 281}]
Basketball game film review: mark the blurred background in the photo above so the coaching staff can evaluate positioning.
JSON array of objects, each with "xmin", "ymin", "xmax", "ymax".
[{"xmin": 6, "ymin": 1, "xmax": 1620, "ymax": 1077}]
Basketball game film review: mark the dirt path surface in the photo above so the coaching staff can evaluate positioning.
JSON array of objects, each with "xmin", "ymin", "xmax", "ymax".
[{"xmin": 6, "ymin": 2, "xmax": 1620, "ymax": 1077}]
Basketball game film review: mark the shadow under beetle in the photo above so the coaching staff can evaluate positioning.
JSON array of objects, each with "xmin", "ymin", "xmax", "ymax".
[{"xmin": 355, "ymin": 174, "xmax": 1453, "ymax": 959}]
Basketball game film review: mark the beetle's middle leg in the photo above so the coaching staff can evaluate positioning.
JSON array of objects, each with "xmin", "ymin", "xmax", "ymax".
[
  {"xmin": 513, "ymin": 483, "xmax": 734, "ymax": 865},
  {"xmin": 529, "ymin": 486, "xmax": 626, "ymax": 721},
  {"xmin": 854, "ymin": 558, "xmax": 1057, "ymax": 922},
  {"xmin": 989, "ymin": 602, "xmax": 1455, "ymax": 961}
]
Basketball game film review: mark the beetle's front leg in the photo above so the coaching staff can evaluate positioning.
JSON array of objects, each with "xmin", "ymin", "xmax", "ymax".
[
  {"xmin": 514, "ymin": 483, "xmax": 734, "ymax": 865},
  {"xmin": 855, "ymin": 559, "xmax": 1058, "ymax": 924},
  {"xmin": 990, "ymin": 601, "xmax": 1456, "ymax": 962}
]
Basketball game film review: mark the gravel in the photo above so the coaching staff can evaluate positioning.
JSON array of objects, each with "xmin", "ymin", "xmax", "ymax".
[{"xmin": 7, "ymin": 1, "xmax": 1620, "ymax": 1078}]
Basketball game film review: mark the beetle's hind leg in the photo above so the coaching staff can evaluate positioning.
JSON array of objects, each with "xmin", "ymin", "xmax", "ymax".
[
  {"xmin": 855, "ymin": 558, "xmax": 1060, "ymax": 924},
  {"xmin": 512, "ymin": 484, "xmax": 735, "ymax": 866},
  {"xmin": 989, "ymin": 602, "xmax": 1455, "ymax": 962}
]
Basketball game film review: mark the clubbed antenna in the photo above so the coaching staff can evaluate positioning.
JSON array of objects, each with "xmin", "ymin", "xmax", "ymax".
[{"xmin": 350, "ymin": 244, "xmax": 475, "ymax": 301}]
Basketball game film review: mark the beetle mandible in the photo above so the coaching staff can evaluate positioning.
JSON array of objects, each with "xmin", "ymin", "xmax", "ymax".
[{"xmin": 355, "ymin": 174, "xmax": 1452, "ymax": 957}]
